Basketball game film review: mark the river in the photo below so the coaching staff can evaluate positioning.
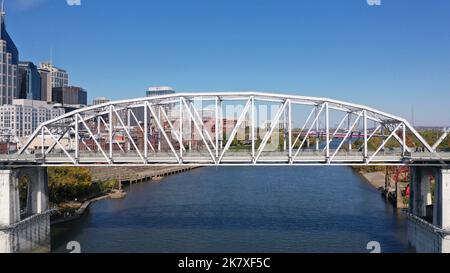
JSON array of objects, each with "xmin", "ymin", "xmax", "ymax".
[{"xmin": 51, "ymin": 166, "xmax": 410, "ymax": 253}]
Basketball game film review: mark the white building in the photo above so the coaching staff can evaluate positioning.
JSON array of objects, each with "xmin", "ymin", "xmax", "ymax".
[
  {"xmin": 0, "ymin": 99, "xmax": 65, "ymax": 137},
  {"xmin": 39, "ymin": 62, "xmax": 69, "ymax": 88}
]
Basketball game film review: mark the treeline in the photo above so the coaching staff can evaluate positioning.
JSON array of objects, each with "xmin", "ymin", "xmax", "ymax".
[{"xmin": 48, "ymin": 167, "xmax": 117, "ymax": 204}]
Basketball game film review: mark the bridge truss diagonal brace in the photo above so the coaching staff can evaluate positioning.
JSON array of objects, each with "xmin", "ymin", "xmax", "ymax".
[
  {"xmin": 181, "ymin": 98, "xmax": 216, "ymax": 163},
  {"xmin": 368, "ymin": 122, "xmax": 403, "ymax": 163},
  {"xmin": 291, "ymin": 107, "xmax": 316, "ymax": 150},
  {"xmin": 189, "ymin": 100, "xmax": 216, "ymax": 151},
  {"xmin": 159, "ymin": 105, "xmax": 186, "ymax": 153},
  {"xmin": 322, "ymin": 112, "xmax": 350, "ymax": 153},
  {"xmin": 218, "ymin": 97, "xmax": 252, "ymax": 164},
  {"xmin": 291, "ymin": 103, "xmax": 326, "ymax": 163},
  {"xmin": 145, "ymin": 102, "xmax": 181, "ymax": 163},
  {"xmin": 76, "ymin": 113, "xmax": 111, "ymax": 164},
  {"xmin": 111, "ymin": 106, "xmax": 146, "ymax": 164},
  {"xmin": 432, "ymin": 128, "xmax": 450, "ymax": 152},
  {"xmin": 255, "ymin": 100, "xmax": 289, "ymax": 163},
  {"xmin": 45, "ymin": 127, "xmax": 71, "ymax": 156},
  {"xmin": 329, "ymin": 111, "xmax": 363, "ymax": 163},
  {"xmin": 98, "ymin": 116, "xmax": 125, "ymax": 153},
  {"xmin": 43, "ymin": 126, "xmax": 76, "ymax": 165},
  {"xmin": 128, "ymin": 107, "xmax": 155, "ymax": 153}
]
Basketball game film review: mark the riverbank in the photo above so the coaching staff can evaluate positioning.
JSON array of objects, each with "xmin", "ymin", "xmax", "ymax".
[
  {"xmin": 51, "ymin": 166, "xmax": 199, "ymax": 225},
  {"xmin": 358, "ymin": 171, "xmax": 386, "ymax": 190},
  {"xmin": 352, "ymin": 166, "xmax": 409, "ymax": 209}
]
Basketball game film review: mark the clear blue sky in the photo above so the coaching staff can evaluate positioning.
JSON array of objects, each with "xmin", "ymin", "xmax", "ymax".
[{"xmin": 6, "ymin": 0, "xmax": 450, "ymax": 126}]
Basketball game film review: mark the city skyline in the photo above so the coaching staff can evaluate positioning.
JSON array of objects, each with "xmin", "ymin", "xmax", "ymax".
[{"xmin": 6, "ymin": 0, "xmax": 450, "ymax": 126}]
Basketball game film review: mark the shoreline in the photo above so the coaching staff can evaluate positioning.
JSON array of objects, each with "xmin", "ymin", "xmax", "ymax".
[{"xmin": 357, "ymin": 171, "xmax": 386, "ymax": 191}]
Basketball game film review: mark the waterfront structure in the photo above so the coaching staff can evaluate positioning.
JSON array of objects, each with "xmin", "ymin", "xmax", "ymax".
[
  {"xmin": 52, "ymin": 86, "xmax": 87, "ymax": 106},
  {"xmin": 18, "ymin": 62, "xmax": 41, "ymax": 101},
  {"xmin": 38, "ymin": 68, "xmax": 52, "ymax": 103},
  {"xmin": 0, "ymin": 99, "xmax": 64, "ymax": 137},
  {"xmin": 146, "ymin": 86, "xmax": 175, "ymax": 97},
  {"xmin": 93, "ymin": 97, "xmax": 110, "ymax": 106},
  {"xmin": 1, "ymin": 92, "xmax": 450, "ymax": 253},
  {"xmin": 39, "ymin": 62, "xmax": 68, "ymax": 88},
  {"xmin": 0, "ymin": 5, "xmax": 18, "ymax": 105}
]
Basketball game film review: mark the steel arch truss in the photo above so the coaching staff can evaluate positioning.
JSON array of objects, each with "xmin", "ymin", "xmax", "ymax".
[{"xmin": 13, "ymin": 92, "xmax": 450, "ymax": 166}]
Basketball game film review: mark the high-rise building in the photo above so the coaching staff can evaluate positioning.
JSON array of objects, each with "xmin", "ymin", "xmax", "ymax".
[
  {"xmin": 52, "ymin": 86, "xmax": 87, "ymax": 106},
  {"xmin": 38, "ymin": 68, "xmax": 52, "ymax": 103},
  {"xmin": 18, "ymin": 61, "xmax": 41, "ymax": 101},
  {"xmin": 0, "ymin": 5, "xmax": 19, "ymax": 105},
  {"xmin": 39, "ymin": 62, "xmax": 69, "ymax": 88},
  {"xmin": 0, "ymin": 99, "xmax": 64, "ymax": 137}
]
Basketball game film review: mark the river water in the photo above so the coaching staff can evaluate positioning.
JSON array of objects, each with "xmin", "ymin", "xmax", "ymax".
[{"xmin": 51, "ymin": 166, "xmax": 410, "ymax": 253}]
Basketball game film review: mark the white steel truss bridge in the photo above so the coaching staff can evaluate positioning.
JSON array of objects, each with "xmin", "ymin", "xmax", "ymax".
[{"xmin": 2, "ymin": 92, "xmax": 450, "ymax": 167}]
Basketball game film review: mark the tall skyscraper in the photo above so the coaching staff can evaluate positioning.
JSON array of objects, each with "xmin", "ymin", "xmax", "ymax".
[
  {"xmin": 38, "ymin": 68, "xmax": 52, "ymax": 103},
  {"xmin": 0, "ymin": 4, "xmax": 19, "ymax": 105},
  {"xmin": 39, "ymin": 62, "xmax": 69, "ymax": 88},
  {"xmin": 18, "ymin": 61, "xmax": 41, "ymax": 101}
]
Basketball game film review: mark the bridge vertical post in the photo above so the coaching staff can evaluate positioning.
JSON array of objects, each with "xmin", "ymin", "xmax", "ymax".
[
  {"xmin": 127, "ymin": 108, "xmax": 131, "ymax": 152},
  {"xmin": 409, "ymin": 167, "xmax": 432, "ymax": 217},
  {"xmin": 109, "ymin": 105, "xmax": 113, "ymax": 160},
  {"xmin": 251, "ymin": 96, "xmax": 255, "ymax": 161},
  {"xmin": 181, "ymin": 97, "xmax": 184, "ymax": 159},
  {"xmin": 41, "ymin": 128, "xmax": 45, "ymax": 156},
  {"xmin": 402, "ymin": 123, "xmax": 407, "ymax": 156},
  {"xmin": 288, "ymin": 99, "xmax": 292, "ymax": 162},
  {"xmin": 158, "ymin": 106, "xmax": 161, "ymax": 152},
  {"xmin": 348, "ymin": 113, "xmax": 352, "ymax": 151},
  {"xmin": 25, "ymin": 167, "xmax": 49, "ymax": 215},
  {"xmin": 0, "ymin": 170, "xmax": 20, "ymax": 253},
  {"xmin": 315, "ymin": 106, "xmax": 320, "ymax": 151},
  {"xmin": 0, "ymin": 170, "xmax": 20, "ymax": 227},
  {"xmin": 144, "ymin": 102, "xmax": 148, "ymax": 159},
  {"xmin": 325, "ymin": 103, "xmax": 330, "ymax": 161},
  {"xmin": 433, "ymin": 168, "xmax": 450, "ymax": 230},
  {"xmin": 75, "ymin": 114, "xmax": 79, "ymax": 162},
  {"xmin": 363, "ymin": 110, "xmax": 368, "ymax": 161}
]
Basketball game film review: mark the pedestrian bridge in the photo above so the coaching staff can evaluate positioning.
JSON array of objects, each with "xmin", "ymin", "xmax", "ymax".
[{"xmin": 2, "ymin": 92, "xmax": 450, "ymax": 166}]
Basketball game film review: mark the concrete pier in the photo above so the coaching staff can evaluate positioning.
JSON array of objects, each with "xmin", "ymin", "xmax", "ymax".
[
  {"xmin": 0, "ymin": 168, "xmax": 51, "ymax": 253},
  {"xmin": 407, "ymin": 167, "xmax": 450, "ymax": 253}
]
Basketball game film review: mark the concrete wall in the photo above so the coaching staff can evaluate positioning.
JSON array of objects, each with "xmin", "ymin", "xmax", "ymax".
[
  {"xmin": 407, "ymin": 213, "xmax": 450, "ymax": 253},
  {"xmin": 0, "ymin": 168, "xmax": 51, "ymax": 253},
  {"xmin": 0, "ymin": 212, "xmax": 51, "ymax": 253}
]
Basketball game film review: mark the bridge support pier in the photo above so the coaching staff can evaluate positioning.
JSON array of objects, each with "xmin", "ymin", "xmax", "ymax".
[
  {"xmin": 0, "ymin": 167, "xmax": 51, "ymax": 253},
  {"xmin": 407, "ymin": 167, "xmax": 450, "ymax": 253}
]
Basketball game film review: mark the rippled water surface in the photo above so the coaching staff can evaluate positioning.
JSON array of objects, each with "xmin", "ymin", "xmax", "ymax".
[{"xmin": 52, "ymin": 166, "xmax": 409, "ymax": 253}]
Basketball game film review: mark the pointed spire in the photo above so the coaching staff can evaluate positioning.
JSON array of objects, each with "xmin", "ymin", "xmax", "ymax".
[{"xmin": 1, "ymin": 0, "xmax": 5, "ymax": 23}]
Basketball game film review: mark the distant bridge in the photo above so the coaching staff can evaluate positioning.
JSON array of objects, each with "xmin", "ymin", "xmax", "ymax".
[{"xmin": 1, "ymin": 92, "xmax": 448, "ymax": 166}]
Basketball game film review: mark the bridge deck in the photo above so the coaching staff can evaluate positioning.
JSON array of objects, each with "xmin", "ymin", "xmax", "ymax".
[{"xmin": 2, "ymin": 150, "xmax": 450, "ymax": 166}]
